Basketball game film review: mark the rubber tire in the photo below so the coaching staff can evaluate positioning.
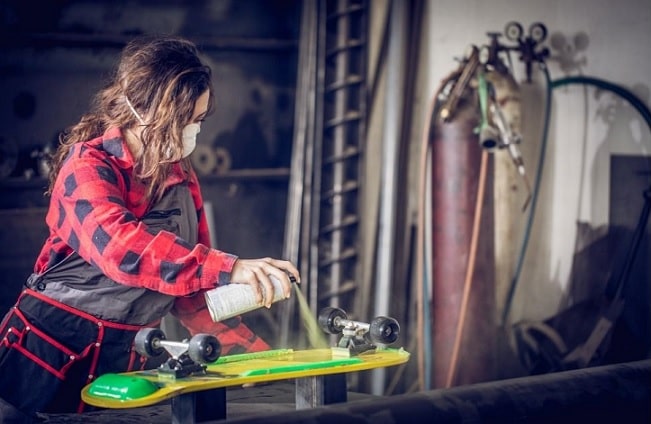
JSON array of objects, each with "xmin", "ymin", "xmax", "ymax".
[
  {"xmin": 369, "ymin": 316, "xmax": 400, "ymax": 344},
  {"xmin": 187, "ymin": 333, "xmax": 221, "ymax": 364},
  {"xmin": 134, "ymin": 328, "xmax": 166, "ymax": 358},
  {"xmin": 318, "ymin": 307, "xmax": 347, "ymax": 334}
]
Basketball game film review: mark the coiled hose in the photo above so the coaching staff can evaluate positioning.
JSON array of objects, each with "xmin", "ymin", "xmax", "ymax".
[{"xmin": 502, "ymin": 69, "xmax": 651, "ymax": 326}]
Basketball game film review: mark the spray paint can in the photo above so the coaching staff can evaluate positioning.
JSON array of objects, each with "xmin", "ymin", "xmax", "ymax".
[{"xmin": 204, "ymin": 275, "xmax": 288, "ymax": 322}]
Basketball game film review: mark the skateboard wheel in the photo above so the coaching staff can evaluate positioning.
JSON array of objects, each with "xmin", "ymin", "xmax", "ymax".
[
  {"xmin": 188, "ymin": 334, "xmax": 221, "ymax": 364},
  {"xmin": 369, "ymin": 316, "xmax": 400, "ymax": 344},
  {"xmin": 134, "ymin": 328, "xmax": 166, "ymax": 357},
  {"xmin": 318, "ymin": 307, "xmax": 347, "ymax": 334}
]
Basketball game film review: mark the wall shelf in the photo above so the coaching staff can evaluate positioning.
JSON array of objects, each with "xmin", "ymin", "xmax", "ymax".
[{"xmin": 0, "ymin": 32, "xmax": 297, "ymax": 52}]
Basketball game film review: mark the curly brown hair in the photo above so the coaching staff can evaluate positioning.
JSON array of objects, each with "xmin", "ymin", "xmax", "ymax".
[{"xmin": 47, "ymin": 35, "xmax": 214, "ymax": 201}]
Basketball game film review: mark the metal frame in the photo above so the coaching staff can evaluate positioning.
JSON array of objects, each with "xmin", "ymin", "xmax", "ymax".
[{"xmin": 169, "ymin": 374, "xmax": 347, "ymax": 423}]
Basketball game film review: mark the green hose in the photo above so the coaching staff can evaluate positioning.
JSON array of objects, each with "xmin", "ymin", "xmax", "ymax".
[
  {"xmin": 501, "ymin": 70, "xmax": 651, "ymax": 326},
  {"xmin": 552, "ymin": 76, "xmax": 651, "ymax": 126}
]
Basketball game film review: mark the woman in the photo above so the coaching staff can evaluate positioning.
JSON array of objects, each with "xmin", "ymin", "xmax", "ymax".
[{"xmin": 0, "ymin": 35, "xmax": 300, "ymax": 421}]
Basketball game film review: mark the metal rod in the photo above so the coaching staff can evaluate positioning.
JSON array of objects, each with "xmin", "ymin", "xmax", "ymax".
[
  {"xmin": 372, "ymin": 0, "xmax": 407, "ymax": 395},
  {"xmin": 308, "ymin": 0, "xmax": 328, "ymax": 322},
  {"xmin": 280, "ymin": 0, "xmax": 320, "ymax": 348},
  {"xmin": 226, "ymin": 359, "xmax": 651, "ymax": 424}
]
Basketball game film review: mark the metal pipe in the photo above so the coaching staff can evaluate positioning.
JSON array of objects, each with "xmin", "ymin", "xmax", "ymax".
[
  {"xmin": 372, "ymin": 0, "xmax": 407, "ymax": 395},
  {"xmin": 280, "ymin": 0, "xmax": 319, "ymax": 348},
  {"xmin": 224, "ymin": 360, "xmax": 651, "ymax": 424},
  {"xmin": 308, "ymin": 0, "xmax": 327, "ymax": 324}
]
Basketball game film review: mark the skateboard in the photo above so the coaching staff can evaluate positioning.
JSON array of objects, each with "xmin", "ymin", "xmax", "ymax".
[{"xmin": 82, "ymin": 308, "xmax": 409, "ymax": 423}]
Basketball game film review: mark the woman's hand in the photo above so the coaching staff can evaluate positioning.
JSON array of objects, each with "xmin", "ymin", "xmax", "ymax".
[{"xmin": 229, "ymin": 258, "xmax": 300, "ymax": 308}]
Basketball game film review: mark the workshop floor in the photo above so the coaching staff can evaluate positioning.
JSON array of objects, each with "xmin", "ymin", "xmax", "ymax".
[{"xmin": 38, "ymin": 381, "xmax": 376, "ymax": 423}]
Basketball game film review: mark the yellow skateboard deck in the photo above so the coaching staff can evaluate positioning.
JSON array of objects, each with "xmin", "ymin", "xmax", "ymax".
[{"xmin": 82, "ymin": 347, "xmax": 410, "ymax": 410}]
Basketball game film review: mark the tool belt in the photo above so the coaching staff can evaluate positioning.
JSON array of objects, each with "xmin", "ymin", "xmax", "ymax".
[{"xmin": 0, "ymin": 289, "xmax": 164, "ymax": 414}]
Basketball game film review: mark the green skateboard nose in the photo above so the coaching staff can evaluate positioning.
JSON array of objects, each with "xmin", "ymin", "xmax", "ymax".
[{"xmin": 88, "ymin": 373, "xmax": 159, "ymax": 401}]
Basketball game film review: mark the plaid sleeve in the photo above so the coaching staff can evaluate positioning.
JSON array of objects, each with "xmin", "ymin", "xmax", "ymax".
[
  {"xmin": 172, "ymin": 293, "xmax": 271, "ymax": 354},
  {"xmin": 45, "ymin": 144, "xmax": 235, "ymax": 296}
]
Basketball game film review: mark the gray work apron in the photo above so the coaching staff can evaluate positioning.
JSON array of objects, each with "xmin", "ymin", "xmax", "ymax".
[{"xmin": 0, "ymin": 183, "xmax": 199, "ymax": 416}]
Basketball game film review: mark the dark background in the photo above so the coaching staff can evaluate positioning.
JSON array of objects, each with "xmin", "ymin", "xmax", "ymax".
[{"xmin": 0, "ymin": 0, "xmax": 301, "ymax": 322}]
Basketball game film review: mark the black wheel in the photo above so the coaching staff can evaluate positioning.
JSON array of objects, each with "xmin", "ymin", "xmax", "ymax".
[
  {"xmin": 188, "ymin": 334, "xmax": 221, "ymax": 364},
  {"xmin": 134, "ymin": 328, "xmax": 166, "ymax": 357},
  {"xmin": 504, "ymin": 21, "xmax": 523, "ymax": 42},
  {"xmin": 318, "ymin": 307, "xmax": 347, "ymax": 334},
  {"xmin": 529, "ymin": 22, "xmax": 548, "ymax": 42},
  {"xmin": 369, "ymin": 316, "xmax": 400, "ymax": 344}
]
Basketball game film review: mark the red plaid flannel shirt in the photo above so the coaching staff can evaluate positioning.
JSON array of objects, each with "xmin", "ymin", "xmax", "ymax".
[{"xmin": 33, "ymin": 127, "xmax": 269, "ymax": 354}]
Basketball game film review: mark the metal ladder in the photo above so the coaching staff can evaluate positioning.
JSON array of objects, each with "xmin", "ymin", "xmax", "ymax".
[{"xmin": 280, "ymin": 0, "xmax": 368, "ymax": 347}]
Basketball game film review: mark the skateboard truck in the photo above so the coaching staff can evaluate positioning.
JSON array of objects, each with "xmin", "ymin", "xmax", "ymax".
[
  {"xmin": 134, "ymin": 328, "xmax": 221, "ymax": 379},
  {"xmin": 318, "ymin": 307, "xmax": 400, "ymax": 356}
]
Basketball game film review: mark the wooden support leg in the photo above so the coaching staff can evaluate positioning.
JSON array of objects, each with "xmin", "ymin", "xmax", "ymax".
[
  {"xmin": 171, "ymin": 387, "xmax": 226, "ymax": 424},
  {"xmin": 295, "ymin": 373, "xmax": 347, "ymax": 409}
]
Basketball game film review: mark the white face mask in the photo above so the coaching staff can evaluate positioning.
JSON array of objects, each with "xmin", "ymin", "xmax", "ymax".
[
  {"xmin": 126, "ymin": 96, "xmax": 200, "ymax": 159},
  {"xmin": 125, "ymin": 96, "xmax": 146, "ymax": 125},
  {"xmin": 181, "ymin": 123, "xmax": 200, "ymax": 158}
]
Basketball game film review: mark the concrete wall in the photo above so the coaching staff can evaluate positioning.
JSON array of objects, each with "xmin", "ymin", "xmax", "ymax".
[
  {"xmin": 395, "ymin": 0, "xmax": 651, "ymax": 383},
  {"xmin": 356, "ymin": 0, "xmax": 650, "ymax": 387},
  {"xmin": 413, "ymin": 0, "xmax": 650, "ymax": 323}
]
